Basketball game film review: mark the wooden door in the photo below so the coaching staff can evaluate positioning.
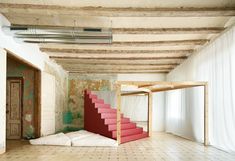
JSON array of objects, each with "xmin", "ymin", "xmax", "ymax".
[{"xmin": 6, "ymin": 78, "xmax": 23, "ymax": 139}]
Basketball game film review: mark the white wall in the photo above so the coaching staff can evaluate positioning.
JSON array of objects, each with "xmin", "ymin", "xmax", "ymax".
[
  {"xmin": 0, "ymin": 14, "xmax": 45, "ymax": 70},
  {"xmin": 166, "ymin": 25, "xmax": 235, "ymax": 152},
  {"xmin": 117, "ymin": 74, "xmax": 166, "ymax": 131},
  {"xmin": 41, "ymin": 72, "xmax": 56, "ymax": 136},
  {"xmin": 0, "ymin": 49, "xmax": 7, "ymax": 154}
]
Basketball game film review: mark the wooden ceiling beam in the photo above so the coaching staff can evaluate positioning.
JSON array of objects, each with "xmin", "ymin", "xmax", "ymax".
[
  {"xmin": 66, "ymin": 69, "xmax": 171, "ymax": 72},
  {"xmin": 81, "ymin": 40, "xmax": 207, "ymax": 47},
  {"xmin": 40, "ymin": 48, "xmax": 194, "ymax": 54},
  {"xmin": 68, "ymin": 70, "xmax": 170, "ymax": 74},
  {"xmin": 58, "ymin": 62, "xmax": 179, "ymax": 66},
  {"xmin": 40, "ymin": 40, "xmax": 208, "ymax": 48},
  {"xmin": 61, "ymin": 64, "xmax": 176, "ymax": 69},
  {"xmin": 112, "ymin": 27, "xmax": 224, "ymax": 34},
  {"xmin": 47, "ymin": 53, "xmax": 189, "ymax": 59},
  {"xmin": 63, "ymin": 67, "xmax": 174, "ymax": 71},
  {"xmin": 49, "ymin": 56, "xmax": 187, "ymax": 60},
  {"xmin": 52, "ymin": 58, "xmax": 183, "ymax": 65},
  {"xmin": 0, "ymin": 3, "xmax": 234, "ymax": 17}
]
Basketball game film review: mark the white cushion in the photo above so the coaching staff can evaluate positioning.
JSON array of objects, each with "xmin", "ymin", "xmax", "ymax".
[
  {"xmin": 68, "ymin": 131, "xmax": 118, "ymax": 147},
  {"xmin": 65, "ymin": 130, "xmax": 94, "ymax": 141},
  {"xmin": 29, "ymin": 133, "xmax": 71, "ymax": 146}
]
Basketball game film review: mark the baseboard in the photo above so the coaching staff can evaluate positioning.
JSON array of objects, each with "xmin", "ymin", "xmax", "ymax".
[{"xmin": 0, "ymin": 147, "xmax": 5, "ymax": 154}]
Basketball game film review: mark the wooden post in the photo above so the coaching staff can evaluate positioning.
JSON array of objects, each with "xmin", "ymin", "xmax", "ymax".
[
  {"xmin": 204, "ymin": 83, "xmax": 209, "ymax": 146},
  {"xmin": 148, "ymin": 91, "xmax": 153, "ymax": 137},
  {"xmin": 116, "ymin": 83, "xmax": 121, "ymax": 144}
]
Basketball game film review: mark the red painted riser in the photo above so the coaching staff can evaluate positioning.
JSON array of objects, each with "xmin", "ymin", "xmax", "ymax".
[
  {"xmin": 92, "ymin": 99, "xmax": 104, "ymax": 104},
  {"xmin": 89, "ymin": 94, "xmax": 98, "ymax": 99},
  {"xmin": 84, "ymin": 90, "xmax": 148, "ymax": 144},
  {"xmin": 101, "ymin": 113, "xmax": 124, "ymax": 119},
  {"xmin": 94, "ymin": 103, "xmax": 110, "ymax": 108},
  {"xmin": 112, "ymin": 127, "xmax": 143, "ymax": 138},
  {"xmin": 105, "ymin": 118, "xmax": 130, "ymax": 125},
  {"xmin": 98, "ymin": 108, "xmax": 116, "ymax": 113},
  {"xmin": 108, "ymin": 123, "xmax": 137, "ymax": 131},
  {"xmin": 121, "ymin": 132, "xmax": 148, "ymax": 143}
]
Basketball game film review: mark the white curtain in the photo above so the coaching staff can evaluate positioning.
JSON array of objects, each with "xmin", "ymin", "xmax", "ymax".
[
  {"xmin": 121, "ymin": 95, "xmax": 148, "ymax": 121},
  {"xmin": 166, "ymin": 25, "xmax": 235, "ymax": 152},
  {"xmin": 165, "ymin": 87, "xmax": 204, "ymax": 142}
]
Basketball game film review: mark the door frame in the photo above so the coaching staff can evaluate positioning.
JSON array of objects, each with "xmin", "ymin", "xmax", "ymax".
[{"xmin": 6, "ymin": 77, "xmax": 24, "ymax": 139}]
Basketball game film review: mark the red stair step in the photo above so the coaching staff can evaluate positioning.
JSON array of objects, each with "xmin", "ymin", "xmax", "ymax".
[
  {"xmin": 121, "ymin": 132, "xmax": 148, "ymax": 144},
  {"xmin": 92, "ymin": 99, "xmax": 104, "ymax": 104},
  {"xmin": 89, "ymin": 94, "xmax": 98, "ymax": 99},
  {"xmin": 112, "ymin": 127, "xmax": 143, "ymax": 138},
  {"xmin": 108, "ymin": 122, "xmax": 136, "ymax": 131},
  {"xmin": 98, "ymin": 108, "xmax": 116, "ymax": 113},
  {"xmin": 94, "ymin": 103, "xmax": 110, "ymax": 108},
  {"xmin": 101, "ymin": 113, "xmax": 124, "ymax": 119},
  {"xmin": 85, "ymin": 90, "xmax": 149, "ymax": 144},
  {"xmin": 104, "ymin": 118, "xmax": 130, "ymax": 125}
]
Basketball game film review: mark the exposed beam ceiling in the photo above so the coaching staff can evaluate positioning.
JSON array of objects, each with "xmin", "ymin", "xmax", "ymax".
[{"xmin": 0, "ymin": 1, "xmax": 234, "ymax": 74}]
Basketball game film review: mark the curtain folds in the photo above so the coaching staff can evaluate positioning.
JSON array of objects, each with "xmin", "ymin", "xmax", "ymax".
[{"xmin": 166, "ymin": 26, "xmax": 235, "ymax": 152}]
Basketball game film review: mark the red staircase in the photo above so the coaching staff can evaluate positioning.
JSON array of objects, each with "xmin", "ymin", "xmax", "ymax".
[{"xmin": 84, "ymin": 90, "xmax": 148, "ymax": 144}]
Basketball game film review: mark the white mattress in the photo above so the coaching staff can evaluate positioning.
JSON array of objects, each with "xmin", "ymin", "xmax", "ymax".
[
  {"xmin": 29, "ymin": 132, "xmax": 71, "ymax": 146},
  {"xmin": 30, "ymin": 130, "xmax": 118, "ymax": 147}
]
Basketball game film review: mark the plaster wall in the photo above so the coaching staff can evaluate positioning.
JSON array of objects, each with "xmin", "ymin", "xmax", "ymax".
[{"xmin": 0, "ymin": 49, "xmax": 7, "ymax": 154}]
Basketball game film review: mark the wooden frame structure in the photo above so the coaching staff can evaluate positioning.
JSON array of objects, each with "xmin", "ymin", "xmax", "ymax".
[{"xmin": 115, "ymin": 81, "xmax": 208, "ymax": 146}]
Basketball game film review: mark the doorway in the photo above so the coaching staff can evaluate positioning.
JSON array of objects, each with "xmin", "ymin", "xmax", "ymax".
[
  {"xmin": 6, "ymin": 77, "xmax": 23, "ymax": 139},
  {"xmin": 6, "ymin": 51, "xmax": 41, "ymax": 141}
]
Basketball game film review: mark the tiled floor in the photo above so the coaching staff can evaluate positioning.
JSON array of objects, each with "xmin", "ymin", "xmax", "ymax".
[{"xmin": 1, "ymin": 132, "xmax": 235, "ymax": 161}]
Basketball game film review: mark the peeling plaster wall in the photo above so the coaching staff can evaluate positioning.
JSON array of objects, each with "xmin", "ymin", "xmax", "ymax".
[
  {"xmin": 68, "ymin": 74, "xmax": 116, "ymax": 128},
  {"xmin": 7, "ymin": 57, "xmax": 36, "ymax": 138}
]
